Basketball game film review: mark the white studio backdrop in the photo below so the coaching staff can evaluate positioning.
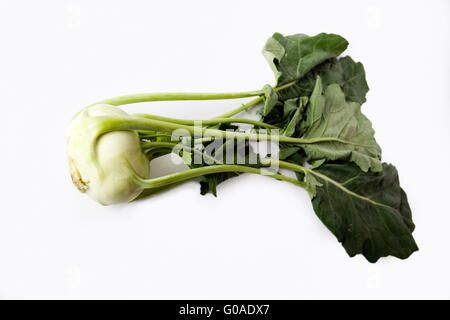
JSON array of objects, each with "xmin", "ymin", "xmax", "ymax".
[{"xmin": 0, "ymin": 0, "xmax": 449, "ymax": 299}]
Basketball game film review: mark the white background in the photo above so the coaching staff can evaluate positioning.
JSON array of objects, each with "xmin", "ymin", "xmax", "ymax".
[{"xmin": 0, "ymin": 0, "xmax": 449, "ymax": 299}]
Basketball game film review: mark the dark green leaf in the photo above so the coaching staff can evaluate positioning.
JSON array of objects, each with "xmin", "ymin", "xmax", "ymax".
[
  {"xmin": 263, "ymin": 32, "xmax": 348, "ymax": 86},
  {"xmin": 308, "ymin": 162, "xmax": 418, "ymax": 262},
  {"xmin": 260, "ymin": 96, "xmax": 307, "ymax": 132},
  {"xmin": 260, "ymin": 104, "xmax": 284, "ymax": 126},
  {"xmin": 200, "ymin": 172, "xmax": 239, "ymax": 196},
  {"xmin": 280, "ymin": 148, "xmax": 305, "ymax": 181},
  {"xmin": 278, "ymin": 56, "xmax": 369, "ymax": 104},
  {"xmin": 278, "ymin": 146, "xmax": 300, "ymax": 159}
]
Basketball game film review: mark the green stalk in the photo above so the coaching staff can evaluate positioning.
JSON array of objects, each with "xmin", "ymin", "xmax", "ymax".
[
  {"xmin": 100, "ymin": 116, "xmax": 357, "ymax": 146},
  {"xmin": 89, "ymin": 91, "xmax": 263, "ymax": 107},
  {"xmin": 133, "ymin": 113, "xmax": 279, "ymax": 130},
  {"xmin": 214, "ymin": 96, "xmax": 264, "ymax": 118},
  {"xmin": 213, "ymin": 80, "xmax": 299, "ymax": 118},
  {"xmin": 138, "ymin": 132, "xmax": 172, "ymax": 139},
  {"xmin": 135, "ymin": 164, "xmax": 304, "ymax": 189},
  {"xmin": 141, "ymin": 141, "xmax": 220, "ymax": 165},
  {"xmin": 193, "ymin": 137, "xmax": 214, "ymax": 145},
  {"xmin": 87, "ymin": 79, "xmax": 301, "ymax": 121},
  {"xmin": 145, "ymin": 149, "xmax": 172, "ymax": 161},
  {"xmin": 263, "ymin": 159, "xmax": 308, "ymax": 175},
  {"xmin": 141, "ymin": 143, "xmax": 173, "ymax": 153},
  {"xmin": 275, "ymin": 79, "xmax": 299, "ymax": 91}
]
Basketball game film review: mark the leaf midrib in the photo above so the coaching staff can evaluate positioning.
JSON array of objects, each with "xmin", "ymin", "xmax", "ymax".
[{"xmin": 308, "ymin": 169, "xmax": 400, "ymax": 214}]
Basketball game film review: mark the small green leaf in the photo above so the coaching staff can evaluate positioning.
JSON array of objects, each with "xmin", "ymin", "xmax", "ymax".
[
  {"xmin": 260, "ymin": 84, "xmax": 278, "ymax": 116},
  {"xmin": 262, "ymin": 37, "xmax": 285, "ymax": 81},
  {"xmin": 311, "ymin": 158, "xmax": 326, "ymax": 169},
  {"xmin": 283, "ymin": 108, "xmax": 301, "ymax": 137},
  {"xmin": 283, "ymin": 98, "xmax": 298, "ymax": 116},
  {"xmin": 200, "ymin": 172, "xmax": 239, "ymax": 196},
  {"xmin": 283, "ymin": 98, "xmax": 306, "ymax": 137},
  {"xmin": 305, "ymin": 173, "xmax": 322, "ymax": 198}
]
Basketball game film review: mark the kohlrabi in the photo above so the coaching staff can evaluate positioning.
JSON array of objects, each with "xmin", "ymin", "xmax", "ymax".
[
  {"xmin": 67, "ymin": 32, "xmax": 418, "ymax": 263},
  {"xmin": 68, "ymin": 104, "xmax": 150, "ymax": 205}
]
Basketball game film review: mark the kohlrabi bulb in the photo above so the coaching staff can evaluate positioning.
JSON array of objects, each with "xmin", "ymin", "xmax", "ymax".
[{"xmin": 67, "ymin": 104, "xmax": 150, "ymax": 205}]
